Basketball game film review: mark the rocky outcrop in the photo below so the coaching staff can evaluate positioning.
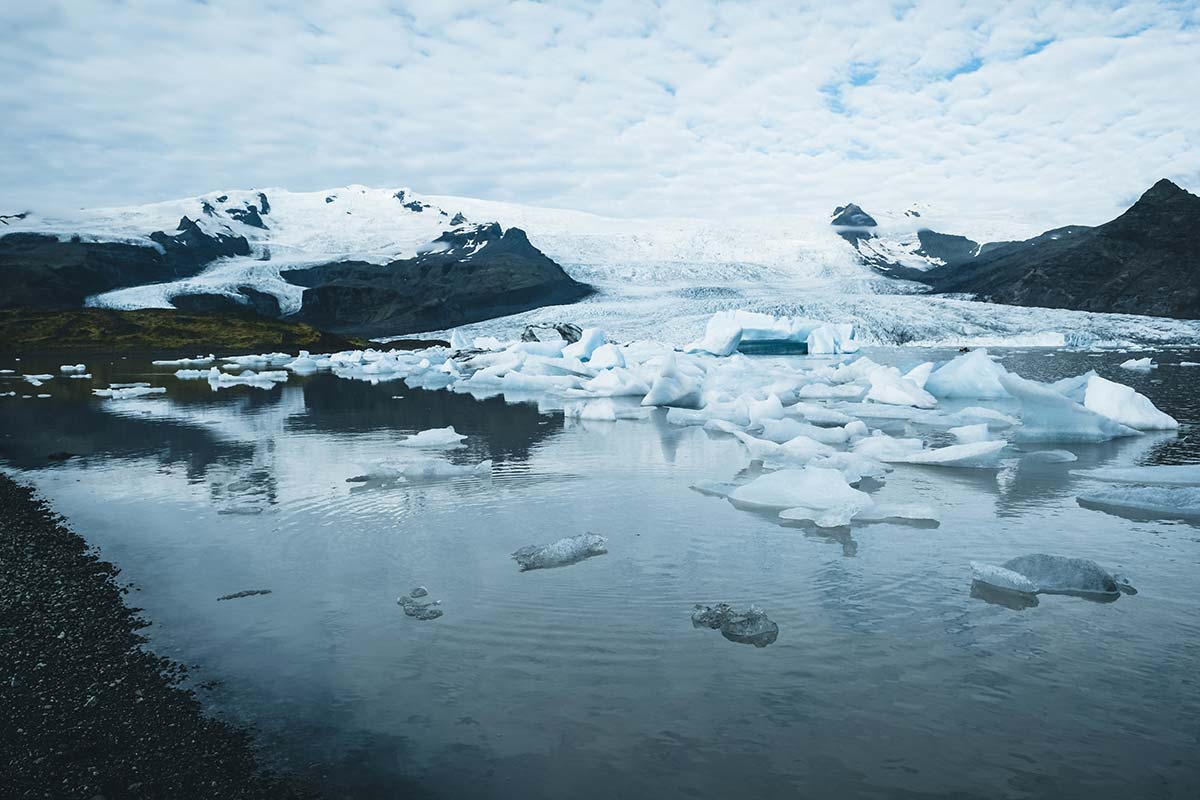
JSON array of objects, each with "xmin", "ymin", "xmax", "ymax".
[
  {"xmin": 0, "ymin": 218, "xmax": 250, "ymax": 310},
  {"xmin": 831, "ymin": 203, "xmax": 877, "ymax": 227},
  {"xmin": 284, "ymin": 224, "xmax": 592, "ymax": 336},
  {"xmin": 920, "ymin": 179, "xmax": 1200, "ymax": 318}
]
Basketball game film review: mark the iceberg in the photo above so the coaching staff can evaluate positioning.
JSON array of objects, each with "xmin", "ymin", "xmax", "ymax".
[
  {"xmin": 925, "ymin": 349, "xmax": 1009, "ymax": 399},
  {"xmin": 1081, "ymin": 375, "xmax": 1178, "ymax": 431},
  {"xmin": 399, "ymin": 426, "xmax": 469, "ymax": 448},
  {"xmin": 974, "ymin": 554, "xmax": 1136, "ymax": 596},
  {"xmin": 152, "ymin": 354, "xmax": 215, "ymax": 367},
  {"xmin": 691, "ymin": 603, "xmax": 779, "ymax": 648},
  {"xmin": 999, "ymin": 373, "xmax": 1139, "ymax": 442},
  {"xmin": 350, "ymin": 457, "xmax": 492, "ymax": 483},
  {"xmin": 588, "ymin": 343, "xmax": 626, "ymax": 369},
  {"xmin": 1119, "ymin": 357, "xmax": 1155, "ymax": 371},
  {"xmin": 512, "ymin": 533, "xmax": 608, "ymax": 571},
  {"xmin": 1021, "ymin": 449, "xmax": 1078, "ymax": 463},
  {"xmin": 93, "ymin": 386, "xmax": 166, "ymax": 400},
  {"xmin": 730, "ymin": 467, "xmax": 872, "ymax": 521},
  {"xmin": 685, "ymin": 310, "xmax": 857, "ymax": 356},
  {"xmin": 852, "ymin": 432, "xmax": 925, "ymax": 461},
  {"xmin": 641, "ymin": 354, "xmax": 704, "ymax": 409},
  {"xmin": 59, "ymin": 363, "xmax": 87, "ymax": 373},
  {"xmin": 1077, "ymin": 485, "xmax": 1200, "ymax": 518},
  {"xmin": 1071, "ymin": 465, "xmax": 1200, "ymax": 486},
  {"xmin": 732, "ymin": 431, "xmax": 834, "ymax": 464},
  {"xmin": 948, "ymin": 423, "xmax": 990, "ymax": 444},
  {"xmin": 561, "ymin": 327, "xmax": 607, "ymax": 361},
  {"xmin": 865, "ymin": 369, "xmax": 937, "ymax": 408},
  {"xmin": 897, "ymin": 440, "xmax": 1006, "ymax": 468},
  {"xmin": 853, "ymin": 503, "xmax": 940, "ymax": 524}
]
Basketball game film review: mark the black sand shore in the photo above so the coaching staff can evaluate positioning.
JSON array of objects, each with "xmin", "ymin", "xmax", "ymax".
[{"xmin": 0, "ymin": 473, "xmax": 318, "ymax": 799}]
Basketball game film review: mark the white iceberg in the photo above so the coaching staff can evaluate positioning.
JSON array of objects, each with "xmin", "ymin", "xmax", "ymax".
[
  {"xmin": 59, "ymin": 363, "xmax": 87, "ymax": 373},
  {"xmin": 1081, "ymin": 375, "xmax": 1178, "ymax": 431},
  {"xmin": 399, "ymin": 426, "xmax": 469, "ymax": 448},
  {"xmin": 512, "ymin": 533, "xmax": 608, "ymax": 571},
  {"xmin": 898, "ymin": 440, "xmax": 1007, "ymax": 468},
  {"xmin": 351, "ymin": 457, "xmax": 492, "ymax": 482},
  {"xmin": 730, "ymin": 467, "xmax": 872, "ymax": 517},
  {"xmin": 561, "ymin": 327, "xmax": 607, "ymax": 361},
  {"xmin": 949, "ymin": 423, "xmax": 990, "ymax": 443},
  {"xmin": 1077, "ymin": 485, "xmax": 1200, "ymax": 518},
  {"xmin": 1071, "ymin": 465, "xmax": 1200, "ymax": 486},
  {"xmin": 853, "ymin": 503, "xmax": 941, "ymax": 523},
  {"xmin": 852, "ymin": 432, "xmax": 926, "ymax": 461},
  {"xmin": 865, "ymin": 369, "xmax": 937, "ymax": 408},
  {"xmin": 1119, "ymin": 357, "xmax": 1155, "ymax": 371},
  {"xmin": 925, "ymin": 349, "xmax": 1009, "ymax": 399},
  {"xmin": 1000, "ymin": 373, "xmax": 1138, "ymax": 443},
  {"xmin": 93, "ymin": 386, "xmax": 167, "ymax": 400},
  {"xmin": 641, "ymin": 354, "xmax": 704, "ymax": 408}
]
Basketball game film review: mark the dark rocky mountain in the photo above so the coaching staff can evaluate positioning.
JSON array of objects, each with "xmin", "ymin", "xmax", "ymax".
[
  {"xmin": 830, "ymin": 203, "xmax": 877, "ymax": 227},
  {"xmin": 918, "ymin": 179, "xmax": 1200, "ymax": 318},
  {"xmin": 0, "ymin": 218, "xmax": 250, "ymax": 310},
  {"xmin": 283, "ymin": 223, "xmax": 592, "ymax": 336}
]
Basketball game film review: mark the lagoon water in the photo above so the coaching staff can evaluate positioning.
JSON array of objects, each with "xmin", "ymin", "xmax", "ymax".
[{"xmin": 3, "ymin": 348, "xmax": 1200, "ymax": 799}]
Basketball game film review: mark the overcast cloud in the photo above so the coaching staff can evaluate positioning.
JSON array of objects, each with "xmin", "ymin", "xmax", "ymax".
[{"xmin": 1, "ymin": 0, "xmax": 1197, "ymax": 226}]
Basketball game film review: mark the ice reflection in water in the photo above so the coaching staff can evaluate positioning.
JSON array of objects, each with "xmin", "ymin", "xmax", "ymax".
[{"xmin": 2, "ymin": 347, "xmax": 1200, "ymax": 799}]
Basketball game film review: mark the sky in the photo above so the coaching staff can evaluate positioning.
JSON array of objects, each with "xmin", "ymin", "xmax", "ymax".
[{"xmin": 2, "ymin": 0, "xmax": 1198, "ymax": 228}]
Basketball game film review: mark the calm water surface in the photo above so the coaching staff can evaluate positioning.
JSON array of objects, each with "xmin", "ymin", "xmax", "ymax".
[{"xmin": 3, "ymin": 347, "xmax": 1200, "ymax": 799}]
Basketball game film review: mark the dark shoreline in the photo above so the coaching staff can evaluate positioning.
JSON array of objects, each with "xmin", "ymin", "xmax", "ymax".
[{"xmin": 0, "ymin": 473, "xmax": 318, "ymax": 799}]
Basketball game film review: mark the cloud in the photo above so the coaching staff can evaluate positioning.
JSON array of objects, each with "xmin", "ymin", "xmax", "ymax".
[{"xmin": 1, "ymin": 0, "xmax": 1197, "ymax": 232}]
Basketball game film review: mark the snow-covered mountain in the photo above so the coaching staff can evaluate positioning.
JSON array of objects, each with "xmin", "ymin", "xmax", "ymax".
[{"xmin": 3, "ymin": 183, "xmax": 1199, "ymax": 347}]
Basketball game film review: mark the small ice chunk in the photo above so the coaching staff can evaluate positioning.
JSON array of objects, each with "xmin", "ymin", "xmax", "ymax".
[
  {"xmin": 865, "ymin": 370, "xmax": 937, "ymax": 408},
  {"xmin": 1082, "ymin": 375, "xmax": 1177, "ymax": 431},
  {"xmin": 93, "ymin": 386, "xmax": 167, "ymax": 400},
  {"xmin": 970, "ymin": 561, "xmax": 1039, "ymax": 594},
  {"xmin": 152, "ymin": 354, "xmax": 215, "ymax": 366},
  {"xmin": 898, "ymin": 440, "xmax": 1007, "ymax": 468},
  {"xmin": 512, "ymin": 533, "xmax": 608, "ymax": 571},
  {"xmin": 732, "ymin": 431, "xmax": 834, "ymax": 464},
  {"xmin": 1021, "ymin": 450, "xmax": 1078, "ymax": 463},
  {"xmin": 1119, "ymin": 357, "xmax": 1155, "ymax": 371},
  {"xmin": 798, "ymin": 382, "xmax": 865, "ymax": 400},
  {"xmin": 398, "ymin": 595, "xmax": 443, "ymax": 620},
  {"xmin": 59, "ymin": 363, "xmax": 86, "ymax": 373},
  {"xmin": 926, "ymin": 349, "xmax": 1009, "ymax": 398},
  {"xmin": 399, "ymin": 426, "xmax": 468, "ymax": 448},
  {"xmin": 853, "ymin": 503, "xmax": 940, "ymax": 523},
  {"xmin": 1077, "ymin": 485, "xmax": 1200, "ymax": 518},
  {"xmin": 691, "ymin": 603, "xmax": 779, "ymax": 647},
  {"xmin": 949, "ymin": 423, "xmax": 990, "ymax": 444},
  {"xmin": 852, "ymin": 432, "xmax": 926, "ymax": 461},
  {"xmin": 562, "ymin": 327, "xmax": 607, "ymax": 361},
  {"xmin": 588, "ymin": 343, "xmax": 626, "ymax": 369},
  {"xmin": 1071, "ymin": 465, "xmax": 1200, "ymax": 486},
  {"xmin": 998, "ymin": 554, "xmax": 1134, "ymax": 596}
]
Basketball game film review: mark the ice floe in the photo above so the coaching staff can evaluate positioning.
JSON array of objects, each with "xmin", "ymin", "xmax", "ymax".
[
  {"xmin": 1081, "ymin": 375, "xmax": 1178, "ymax": 431},
  {"xmin": 348, "ymin": 457, "xmax": 492, "ymax": 483},
  {"xmin": 925, "ymin": 349, "xmax": 1009, "ymax": 399},
  {"xmin": 1000, "ymin": 373, "xmax": 1138, "ymax": 442},
  {"xmin": 1076, "ymin": 486, "xmax": 1200, "ymax": 519},
  {"xmin": 1119, "ymin": 357, "xmax": 1156, "ymax": 371},
  {"xmin": 93, "ymin": 385, "xmax": 167, "ymax": 399},
  {"xmin": 1071, "ymin": 465, "xmax": 1200, "ymax": 486},
  {"xmin": 512, "ymin": 533, "xmax": 608, "ymax": 571},
  {"xmin": 972, "ymin": 554, "xmax": 1135, "ymax": 597},
  {"xmin": 59, "ymin": 363, "xmax": 87, "ymax": 373},
  {"xmin": 399, "ymin": 426, "xmax": 469, "ymax": 448},
  {"xmin": 896, "ymin": 440, "xmax": 1007, "ymax": 468},
  {"xmin": 691, "ymin": 603, "xmax": 779, "ymax": 647}
]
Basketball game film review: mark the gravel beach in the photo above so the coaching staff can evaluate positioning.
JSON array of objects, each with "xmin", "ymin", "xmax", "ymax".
[{"xmin": 0, "ymin": 473, "xmax": 317, "ymax": 799}]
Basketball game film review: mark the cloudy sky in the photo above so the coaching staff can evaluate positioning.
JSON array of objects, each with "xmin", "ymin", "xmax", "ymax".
[{"xmin": 2, "ymin": 1, "xmax": 1197, "ymax": 227}]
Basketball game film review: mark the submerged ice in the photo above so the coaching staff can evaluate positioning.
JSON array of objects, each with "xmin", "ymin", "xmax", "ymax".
[{"xmin": 512, "ymin": 533, "xmax": 609, "ymax": 571}]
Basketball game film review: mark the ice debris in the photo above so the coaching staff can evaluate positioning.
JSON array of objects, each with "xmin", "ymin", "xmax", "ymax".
[
  {"xmin": 1000, "ymin": 373, "xmax": 1138, "ymax": 442},
  {"xmin": 925, "ymin": 349, "xmax": 1009, "ymax": 399},
  {"xmin": 1076, "ymin": 486, "xmax": 1200, "ymax": 519},
  {"xmin": 1119, "ymin": 357, "xmax": 1155, "ymax": 371},
  {"xmin": 1071, "ymin": 465, "xmax": 1200, "ymax": 486},
  {"xmin": 93, "ymin": 385, "xmax": 166, "ymax": 400},
  {"xmin": 972, "ymin": 554, "xmax": 1135, "ymax": 597},
  {"xmin": 399, "ymin": 426, "xmax": 468, "ymax": 448},
  {"xmin": 59, "ymin": 363, "xmax": 86, "ymax": 373},
  {"xmin": 512, "ymin": 533, "xmax": 608, "ymax": 571},
  {"xmin": 398, "ymin": 593, "xmax": 443, "ymax": 620},
  {"xmin": 691, "ymin": 603, "xmax": 779, "ymax": 647}
]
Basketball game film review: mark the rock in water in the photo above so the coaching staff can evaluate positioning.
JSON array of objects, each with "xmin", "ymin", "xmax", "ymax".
[
  {"xmin": 521, "ymin": 322, "xmax": 583, "ymax": 344},
  {"xmin": 692, "ymin": 603, "xmax": 779, "ymax": 647},
  {"xmin": 511, "ymin": 533, "xmax": 608, "ymax": 571}
]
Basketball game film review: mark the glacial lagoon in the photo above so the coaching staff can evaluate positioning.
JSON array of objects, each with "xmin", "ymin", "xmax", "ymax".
[{"xmin": 3, "ymin": 346, "xmax": 1200, "ymax": 799}]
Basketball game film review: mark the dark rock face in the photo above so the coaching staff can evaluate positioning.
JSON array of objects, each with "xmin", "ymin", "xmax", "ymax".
[
  {"xmin": 0, "ymin": 219, "xmax": 249, "ymax": 310},
  {"xmin": 914, "ymin": 229, "xmax": 980, "ymax": 266},
  {"xmin": 169, "ymin": 286, "xmax": 281, "ymax": 317},
  {"xmin": 831, "ymin": 203, "xmax": 877, "ymax": 227},
  {"xmin": 921, "ymin": 179, "xmax": 1200, "ymax": 318},
  {"xmin": 285, "ymin": 224, "xmax": 592, "ymax": 336}
]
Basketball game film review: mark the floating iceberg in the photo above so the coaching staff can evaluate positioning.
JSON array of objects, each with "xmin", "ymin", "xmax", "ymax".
[
  {"xmin": 1000, "ymin": 373, "xmax": 1138, "ymax": 442},
  {"xmin": 349, "ymin": 458, "xmax": 492, "ymax": 483},
  {"xmin": 1071, "ymin": 465, "xmax": 1200, "ymax": 486},
  {"xmin": 59, "ymin": 363, "xmax": 87, "ymax": 373},
  {"xmin": 730, "ymin": 467, "xmax": 872, "ymax": 525},
  {"xmin": 1081, "ymin": 375, "xmax": 1178, "ymax": 431},
  {"xmin": 853, "ymin": 503, "xmax": 941, "ymax": 524},
  {"xmin": 399, "ymin": 426, "xmax": 468, "ymax": 448},
  {"xmin": 897, "ymin": 440, "xmax": 1006, "ymax": 468},
  {"xmin": 93, "ymin": 385, "xmax": 167, "ymax": 400},
  {"xmin": 1021, "ymin": 449, "xmax": 1078, "ymax": 463},
  {"xmin": 925, "ymin": 349, "xmax": 1009, "ymax": 399},
  {"xmin": 732, "ymin": 431, "xmax": 835, "ymax": 464},
  {"xmin": 949, "ymin": 423, "xmax": 990, "ymax": 443},
  {"xmin": 865, "ymin": 369, "xmax": 937, "ymax": 408},
  {"xmin": 641, "ymin": 354, "xmax": 704, "ymax": 408},
  {"xmin": 512, "ymin": 533, "xmax": 608, "ymax": 571},
  {"xmin": 561, "ymin": 327, "xmax": 607, "ymax": 361},
  {"xmin": 1077, "ymin": 485, "xmax": 1200, "ymax": 518},
  {"xmin": 852, "ymin": 432, "xmax": 925, "ymax": 462},
  {"xmin": 152, "ymin": 354, "xmax": 216, "ymax": 367},
  {"xmin": 973, "ymin": 554, "xmax": 1135, "ymax": 597},
  {"xmin": 691, "ymin": 603, "xmax": 779, "ymax": 647},
  {"xmin": 1119, "ymin": 357, "xmax": 1155, "ymax": 371}
]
